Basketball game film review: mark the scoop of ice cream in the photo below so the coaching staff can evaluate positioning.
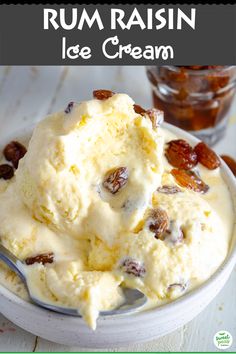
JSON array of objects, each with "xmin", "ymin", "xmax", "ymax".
[
  {"xmin": 16, "ymin": 94, "xmax": 163, "ymax": 246},
  {"xmin": 116, "ymin": 189, "xmax": 228, "ymax": 301}
]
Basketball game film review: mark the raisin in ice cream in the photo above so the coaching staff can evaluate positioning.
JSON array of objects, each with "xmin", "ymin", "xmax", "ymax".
[{"xmin": 0, "ymin": 92, "xmax": 234, "ymax": 329}]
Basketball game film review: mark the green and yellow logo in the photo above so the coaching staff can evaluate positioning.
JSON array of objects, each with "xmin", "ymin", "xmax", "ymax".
[{"xmin": 214, "ymin": 330, "xmax": 233, "ymax": 350}]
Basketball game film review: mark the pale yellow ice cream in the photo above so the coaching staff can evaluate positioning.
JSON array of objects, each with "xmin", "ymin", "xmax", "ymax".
[{"xmin": 0, "ymin": 93, "xmax": 234, "ymax": 329}]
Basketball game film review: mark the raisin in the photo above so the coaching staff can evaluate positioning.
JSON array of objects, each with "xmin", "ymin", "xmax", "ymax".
[
  {"xmin": 133, "ymin": 104, "xmax": 146, "ymax": 115},
  {"xmin": 0, "ymin": 164, "xmax": 14, "ymax": 180},
  {"xmin": 134, "ymin": 105, "xmax": 163, "ymax": 129},
  {"xmin": 165, "ymin": 139, "xmax": 198, "ymax": 170},
  {"xmin": 157, "ymin": 185, "xmax": 181, "ymax": 194},
  {"xmin": 208, "ymin": 75, "xmax": 229, "ymax": 92},
  {"xmin": 175, "ymin": 87, "xmax": 188, "ymax": 101},
  {"xmin": 164, "ymin": 220, "xmax": 184, "ymax": 245},
  {"xmin": 65, "ymin": 101, "xmax": 75, "ymax": 114},
  {"xmin": 103, "ymin": 167, "xmax": 128, "ymax": 194},
  {"xmin": 186, "ymin": 66, "xmax": 203, "ymax": 70},
  {"xmin": 179, "ymin": 66, "xmax": 223, "ymax": 70},
  {"xmin": 148, "ymin": 208, "xmax": 169, "ymax": 239},
  {"xmin": 121, "ymin": 258, "xmax": 146, "ymax": 277},
  {"xmin": 3, "ymin": 141, "xmax": 27, "ymax": 169},
  {"xmin": 167, "ymin": 282, "xmax": 187, "ymax": 293},
  {"xmin": 171, "ymin": 169, "xmax": 209, "ymax": 194},
  {"xmin": 194, "ymin": 142, "xmax": 221, "ymax": 170},
  {"xmin": 25, "ymin": 252, "xmax": 54, "ymax": 266},
  {"xmin": 221, "ymin": 155, "xmax": 236, "ymax": 176},
  {"xmin": 93, "ymin": 89, "xmax": 114, "ymax": 100},
  {"xmin": 145, "ymin": 108, "xmax": 164, "ymax": 129}
]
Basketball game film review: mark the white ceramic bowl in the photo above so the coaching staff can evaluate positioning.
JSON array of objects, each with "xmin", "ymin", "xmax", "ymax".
[{"xmin": 0, "ymin": 123, "xmax": 236, "ymax": 348}]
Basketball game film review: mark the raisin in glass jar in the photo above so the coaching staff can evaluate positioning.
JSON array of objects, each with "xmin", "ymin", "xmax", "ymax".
[{"xmin": 147, "ymin": 66, "xmax": 236, "ymax": 146}]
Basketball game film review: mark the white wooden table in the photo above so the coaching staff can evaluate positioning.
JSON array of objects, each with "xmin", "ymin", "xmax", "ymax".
[{"xmin": 0, "ymin": 66, "xmax": 235, "ymax": 352}]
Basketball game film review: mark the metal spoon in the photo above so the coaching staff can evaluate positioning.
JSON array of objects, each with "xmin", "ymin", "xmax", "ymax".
[{"xmin": 0, "ymin": 243, "xmax": 147, "ymax": 316}]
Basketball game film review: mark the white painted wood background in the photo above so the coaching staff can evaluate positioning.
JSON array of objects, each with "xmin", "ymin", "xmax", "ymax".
[{"xmin": 0, "ymin": 66, "xmax": 235, "ymax": 352}]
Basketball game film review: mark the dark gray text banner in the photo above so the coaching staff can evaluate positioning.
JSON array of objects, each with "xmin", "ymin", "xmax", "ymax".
[{"xmin": 0, "ymin": 4, "xmax": 235, "ymax": 65}]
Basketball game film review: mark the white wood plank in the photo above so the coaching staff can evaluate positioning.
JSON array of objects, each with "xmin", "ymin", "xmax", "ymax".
[
  {"xmin": 44, "ymin": 66, "xmax": 152, "ymax": 115},
  {"xmin": 0, "ymin": 66, "xmax": 64, "ymax": 137},
  {"xmin": 0, "ymin": 314, "xmax": 36, "ymax": 352},
  {"xmin": 34, "ymin": 328, "xmax": 184, "ymax": 352}
]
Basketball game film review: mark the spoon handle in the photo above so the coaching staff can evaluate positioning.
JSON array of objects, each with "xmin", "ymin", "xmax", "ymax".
[{"xmin": 0, "ymin": 243, "xmax": 25, "ymax": 282}]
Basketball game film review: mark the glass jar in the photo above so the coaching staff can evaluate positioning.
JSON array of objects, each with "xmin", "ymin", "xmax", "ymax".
[{"xmin": 146, "ymin": 66, "xmax": 236, "ymax": 146}]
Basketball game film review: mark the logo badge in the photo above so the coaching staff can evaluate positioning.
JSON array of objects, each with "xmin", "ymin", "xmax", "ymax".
[{"xmin": 214, "ymin": 330, "xmax": 233, "ymax": 350}]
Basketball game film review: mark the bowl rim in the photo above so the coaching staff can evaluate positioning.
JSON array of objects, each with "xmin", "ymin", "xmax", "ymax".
[{"xmin": 0, "ymin": 122, "xmax": 236, "ymax": 324}]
